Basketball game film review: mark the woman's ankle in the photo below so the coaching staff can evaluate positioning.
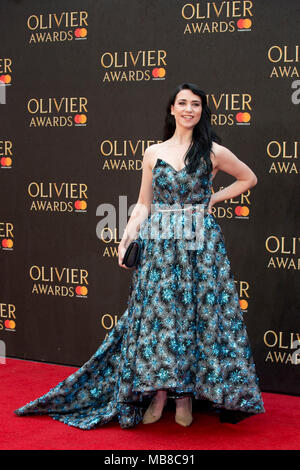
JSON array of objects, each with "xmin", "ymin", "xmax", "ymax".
[
  {"xmin": 175, "ymin": 397, "xmax": 190, "ymax": 409},
  {"xmin": 156, "ymin": 390, "xmax": 167, "ymax": 400}
]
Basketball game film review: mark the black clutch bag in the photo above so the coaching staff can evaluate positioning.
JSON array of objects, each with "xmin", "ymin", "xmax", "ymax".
[{"xmin": 122, "ymin": 239, "xmax": 142, "ymax": 268}]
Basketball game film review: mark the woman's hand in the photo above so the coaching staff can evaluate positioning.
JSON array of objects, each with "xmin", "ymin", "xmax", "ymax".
[
  {"xmin": 118, "ymin": 243, "xmax": 133, "ymax": 270},
  {"xmin": 207, "ymin": 193, "xmax": 216, "ymax": 214}
]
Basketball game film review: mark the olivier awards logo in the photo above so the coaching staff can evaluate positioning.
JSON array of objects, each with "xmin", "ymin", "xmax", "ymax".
[
  {"xmin": 181, "ymin": 1, "xmax": 253, "ymax": 35},
  {"xmin": 99, "ymin": 139, "xmax": 161, "ymax": 171},
  {"xmin": 0, "ymin": 303, "xmax": 16, "ymax": 332},
  {"xmin": 0, "ymin": 139, "xmax": 13, "ymax": 169},
  {"xmin": 26, "ymin": 11, "xmax": 88, "ymax": 44},
  {"xmin": 268, "ymin": 45, "xmax": 299, "ymax": 79},
  {"xmin": 207, "ymin": 92, "xmax": 252, "ymax": 126},
  {"xmin": 0, "ymin": 222, "xmax": 14, "ymax": 251},
  {"xmin": 265, "ymin": 235, "xmax": 300, "ymax": 270},
  {"xmin": 267, "ymin": 45, "xmax": 300, "ymax": 105},
  {"xmin": 28, "ymin": 181, "xmax": 88, "ymax": 213},
  {"xmin": 266, "ymin": 140, "xmax": 299, "ymax": 175},
  {"xmin": 29, "ymin": 265, "xmax": 89, "ymax": 298},
  {"xmin": 100, "ymin": 49, "xmax": 167, "ymax": 83},
  {"xmin": 264, "ymin": 330, "xmax": 300, "ymax": 365},
  {"xmin": 27, "ymin": 97, "xmax": 88, "ymax": 127}
]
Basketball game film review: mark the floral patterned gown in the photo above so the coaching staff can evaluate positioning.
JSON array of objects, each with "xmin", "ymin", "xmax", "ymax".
[{"xmin": 14, "ymin": 156, "xmax": 265, "ymax": 429}]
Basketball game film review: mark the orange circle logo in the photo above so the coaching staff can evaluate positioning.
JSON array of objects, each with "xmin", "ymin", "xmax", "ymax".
[
  {"xmin": 81, "ymin": 286, "xmax": 88, "ymax": 296},
  {"xmin": 0, "ymin": 74, "xmax": 11, "ymax": 84},
  {"xmin": 236, "ymin": 112, "xmax": 251, "ymax": 123},
  {"xmin": 1, "ymin": 157, "xmax": 12, "ymax": 167},
  {"xmin": 5, "ymin": 319, "xmax": 15, "ymax": 329},
  {"xmin": 239, "ymin": 299, "xmax": 248, "ymax": 310},
  {"xmin": 74, "ymin": 28, "xmax": 87, "ymax": 38},
  {"xmin": 75, "ymin": 285, "xmax": 88, "ymax": 296},
  {"xmin": 237, "ymin": 19, "xmax": 252, "ymax": 29},
  {"xmin": 2, "ymin": 238, "xmax": 13, "ymax": 248},
  {"xmin": 74, "ymin": 200, "xmax": 87, "ymax": 210},
  {"xmin": 235, "ymin": 206, "xmax": 250, "ymax": 217},
  {"xmin": 152, "ymin": 68, "xmax": 166, "ymax": 78},
  {"xmin": 241, "ymin": 206, "xmax": 249, "ymax": 216},
  {"xmin": 74, "ymin": 114, "xmax": 87, "ymax": 124}
]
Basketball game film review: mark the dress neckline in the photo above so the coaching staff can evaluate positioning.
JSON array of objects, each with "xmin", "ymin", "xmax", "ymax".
[{"xmin": 152, "ymin": 157, "xmax": 186, "ymax": 173}]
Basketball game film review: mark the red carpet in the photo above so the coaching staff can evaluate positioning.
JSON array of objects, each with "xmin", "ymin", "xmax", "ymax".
[{"xmin": 1, "ymin": 357, "xmax": 299, "ymax": 450}]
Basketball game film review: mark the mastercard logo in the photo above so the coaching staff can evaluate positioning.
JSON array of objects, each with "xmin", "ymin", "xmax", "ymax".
[
  {"xmin": 239, "ymin": 299, "xmax": 248, "ymax": 310},
  {"xmin": 237, "ymin": 19, "xmax": 252, "ymax": 30},
  {"xmin": 235, "ymin": 206, "xmax": 249, "ymax": 217},
  {"xmin": 0, "ymin": 74, "xmax": 11, "ymax": 84},
  {"xmin": 74, "ymin": 114, "xmax": 87, "ymax": 125},
  {"xmin": 152, "ymin": 68, "xmax": 166, "ymax": 79},
  {"xmin": 2, "ymin": 238, "xmax": 13, "ymax": 248},
  {"xmin": 1, "ymin": 157, "xmax": 12, "ymax": 167},
  {"xmin": 75, "ymin": 286, "xmax": 88, "ymax": 296},
  {"xmin": 74, "ymin": 28, "xmax": 87, "ymax": 39},
  {"xmin": 236, "ymin": 112, "xmax": 251, "ymax": 123},
  {"xmin": 5, "ymin": 319, "xmax": 16, "ymax": 329},
  {"xmin": 74, "ymin": 200, "xmax": 87, "ymax": 211}
]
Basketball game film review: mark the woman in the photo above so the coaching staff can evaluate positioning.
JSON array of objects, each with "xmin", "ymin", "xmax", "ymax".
[{"xmin": 14, "ymin": 83, "xmax": 265, "ymax": 429}]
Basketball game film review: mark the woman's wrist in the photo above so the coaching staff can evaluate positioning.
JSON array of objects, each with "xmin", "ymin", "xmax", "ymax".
[
  {"xmin": 119, "ymin": 240, "xmax": 128, "ymax": 250},
  {"xmin": 119, "ymin": 234, "xmax": 135, "ymax": 250},
  {"xmin": 210, "ymin": 193, "xmax": 218, "ymax": 205}
]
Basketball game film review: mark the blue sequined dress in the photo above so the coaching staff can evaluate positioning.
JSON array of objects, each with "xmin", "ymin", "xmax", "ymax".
[{"xmin": 14, "ymin": 157, "xmax": 265, "ymax": 429}]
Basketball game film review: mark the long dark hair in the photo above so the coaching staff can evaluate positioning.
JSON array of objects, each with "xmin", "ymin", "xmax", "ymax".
[{"xmin": 162, "ymin": 82, "xmax": 222, "ymax": 175}]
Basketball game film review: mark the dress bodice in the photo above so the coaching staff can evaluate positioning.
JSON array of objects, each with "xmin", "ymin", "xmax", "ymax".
[{"xmin": 151, "ymin": 157, "xmax": 213, "ymax": 210}]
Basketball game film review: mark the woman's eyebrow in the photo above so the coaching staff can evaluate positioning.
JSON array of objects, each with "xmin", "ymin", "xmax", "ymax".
[{"xmin": 178, "ymin": 99, "xmax": 201, "ymax": 103}]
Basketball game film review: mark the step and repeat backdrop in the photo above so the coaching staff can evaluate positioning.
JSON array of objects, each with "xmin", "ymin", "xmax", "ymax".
[{"xmin": 0, "ymin": 0, "xmax": 299, "ymax": 396}]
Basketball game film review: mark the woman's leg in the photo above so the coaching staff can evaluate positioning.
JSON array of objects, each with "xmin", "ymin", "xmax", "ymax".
[
  {"xmin": 175, "ymin": 396, "xmax": 193, "ymax": 426},
  {"xmin": 149, "ymin": 389, "xmax": 167, "ymax": 415},
  {"xmin": 175, "ymin": 396, "xmax": 193, "ymax": 417},
  {"xmin": 142, "ymin": 389, "xmax": 168, "ymax": 424}
]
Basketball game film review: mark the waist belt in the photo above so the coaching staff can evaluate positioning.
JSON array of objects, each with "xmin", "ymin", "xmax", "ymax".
[{"xmin": 152, "ymin": 203, "xmax": 205, "ymax": 213}]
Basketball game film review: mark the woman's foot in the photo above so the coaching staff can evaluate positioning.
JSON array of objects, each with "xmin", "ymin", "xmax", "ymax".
[
  {"xmin": 142, "ymin": 390, "xmax": 167, "ymax": 424},
  {"xmin": 175, "ymin": 396, "xmax": 193, "ymax": 427}
]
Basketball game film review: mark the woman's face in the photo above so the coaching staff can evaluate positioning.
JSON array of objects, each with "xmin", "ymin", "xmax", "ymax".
[{"xmin": 170, "ymin": 89, "xmax": 202, "ymax": 128}]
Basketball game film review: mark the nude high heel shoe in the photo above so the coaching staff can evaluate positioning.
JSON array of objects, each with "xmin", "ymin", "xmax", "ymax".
[
  {"xmin": 175, "ymin": 397, "xmax": 193, "ymax": 427},
  {"xmin": 142, "ymin": 394, "xmax": 167, "ymax": 424}
]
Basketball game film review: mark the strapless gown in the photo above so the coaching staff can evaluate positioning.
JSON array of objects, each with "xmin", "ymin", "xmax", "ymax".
[{"xmin": 14, "ymin": 157, "xmax": 265, "ymax": 429}]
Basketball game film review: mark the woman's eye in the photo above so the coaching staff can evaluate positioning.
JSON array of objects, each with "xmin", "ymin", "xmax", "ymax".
[{"xmin": 179, "ymin": 102, "xmax": 200, "ymax": 106}]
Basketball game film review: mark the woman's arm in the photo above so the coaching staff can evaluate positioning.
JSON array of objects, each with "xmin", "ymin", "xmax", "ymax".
[
  {"xmin": 118, "ymin": 147, "xmax": 154, "ymax": 268},
  {"xmin": 208, "ymin": 143, "xmax": 257, "ymax": 214}
]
